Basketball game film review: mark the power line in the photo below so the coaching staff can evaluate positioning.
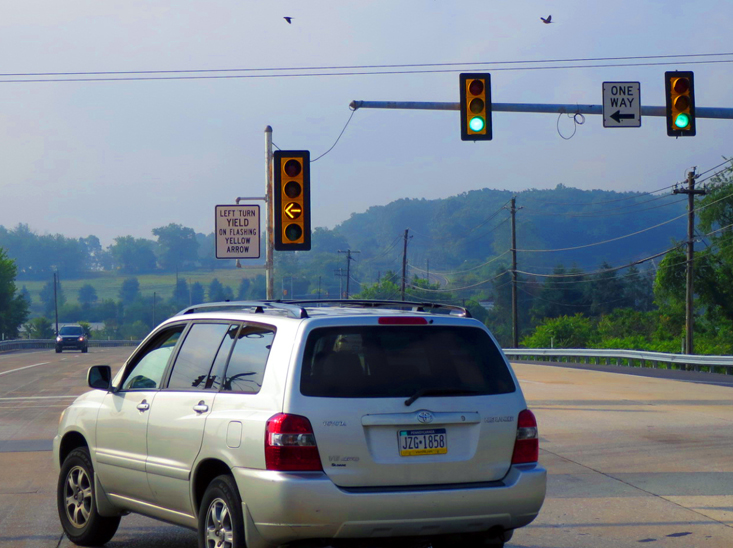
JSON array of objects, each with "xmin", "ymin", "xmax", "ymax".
[
  {"xmin": 311, "ymin": 109, "xmax": 356, "ymax": 163},
  {"xmin": 3, "ymin": 52, "xmax": 732, "ymax": 78},
  {"xmin": 515, "ymin": 246, "xmax": 682, "ymax": 278},
  {"xmin": 410, "ymin": 249, "xmax": 511, "ymax": 276},
  {"xmin": 517, "ymin": 286, "xmax": 629, "ymax": 309},
  {"xmin": 517, "ymin": 212, "xmax": 687, "ymax": 253},
  {"xmin": 517, "ymin": 190, "xmax": 732, "ymax": 253},
  {"xmin": 407, "ymin": 270, "xmax": 510, "ymax": 293},
  {"xmin": 3, "ymin": 59, "xmax": 733, "ymax": 84},
  {"xmin": 696, "ymin": 158, "xmax": 733, "ymax": 178}
]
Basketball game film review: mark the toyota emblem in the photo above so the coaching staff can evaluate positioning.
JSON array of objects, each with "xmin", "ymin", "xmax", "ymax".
[{"xmin": 417, "ymin": 410, "xmax": 434, "ymax": 424}]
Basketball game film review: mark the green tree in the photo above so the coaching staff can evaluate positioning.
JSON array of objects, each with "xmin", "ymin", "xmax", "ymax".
[
  {"xmin": 110, "ymin": 236, "xmax": 157, "ymax": 274},
  {"xmin": 531, "ymin": 265, "xmax": 588, "ymax": 322},
  {"xmin": 25, "ymin": 316, "xmax": 54, "ymax": 339},
  {"xmin": 78, "ymin": 284, "xmax": 98, "ymax": 306},
  {"xmin": 236, "ymin": 278, "xmax": 251, "ymax": 300},
  {"xmin": 152, "ymin": 224, "xmax": 199, "ymax": 272},
  {"xmin": 119, "ymin": 277, "xmax": 140, "ymax": 305},
  {"xmin": 245, "ymin": 275, "xmax": 266, "ymax": 300},
  {"xmin": 190, "ymin": 282, "xmax": 205, "ymax": 305},
  {"xmin": 78, "ymin": 321, "xmax": 93, "ymax": 339},
  {"xmin": 171, "ymin": 279, "xmax": 190, "ymax": 308},
  {"xmin": 20, "ymin": 285, "xmax": 31, "ymax": 305},
  {"xmin": 40, "ymin": 278, "xmax": 65, "ymax": 317},
  {"xmin": 588, "ymin": 263, "xmax": 624, "ymax": 316},
  {"xmin": 0, "ymin": 248, "xmax": 30, "ymax": 339},
  {"xmin": 623, "ymin": 265, "xmax": 654, "ymax": 311},
  {"xmin": 208, "ymin": 278, "xmax": 225, "ymax": 302},
  {"xmin": 521, "ymin": 314, "xmax": 596, "ymax": 349}
]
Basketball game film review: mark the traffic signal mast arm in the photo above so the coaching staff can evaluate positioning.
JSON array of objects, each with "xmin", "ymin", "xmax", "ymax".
[{"xmin": 349, "ymin": 100, "xmax": 733, "ymax": 119}]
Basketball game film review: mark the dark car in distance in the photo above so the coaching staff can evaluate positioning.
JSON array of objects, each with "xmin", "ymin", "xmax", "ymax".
[{"xmin": 55, "ymin": 325, "xmax": 88, "ymax": 353}]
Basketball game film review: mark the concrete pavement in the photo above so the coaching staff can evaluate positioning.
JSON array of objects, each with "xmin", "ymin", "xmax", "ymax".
[{"xmin": 1, "ymin": 349, "xmax": 732, "ymax": 547}]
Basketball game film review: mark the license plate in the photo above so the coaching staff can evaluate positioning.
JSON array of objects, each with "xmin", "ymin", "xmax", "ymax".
[{"xmin": 398, "ymin": 428, "xmax": 448, "ymax": 457}]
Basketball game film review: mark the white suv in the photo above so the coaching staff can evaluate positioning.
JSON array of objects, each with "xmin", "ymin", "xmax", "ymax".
[{"xmin": 54, "ymin": 300, "xmax": 546, "ymax": 548}]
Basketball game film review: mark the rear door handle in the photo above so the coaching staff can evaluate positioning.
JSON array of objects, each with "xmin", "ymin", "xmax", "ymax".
[
  {"xmin": 193, "ymin": 401, "xmax": 209, "ymax": 414},
  {"xmin": 136, "ymin": 400, "xmax": 150, "ymax": 412}
]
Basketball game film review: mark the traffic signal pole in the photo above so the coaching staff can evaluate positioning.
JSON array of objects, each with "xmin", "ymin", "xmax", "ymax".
[
  {"xmin": 265, "ymin": 126, "xmax": 274, "ymax": 300},
  {"xmin": 349, "ymin": 101, "xmax": 733, "ymax": 120}
]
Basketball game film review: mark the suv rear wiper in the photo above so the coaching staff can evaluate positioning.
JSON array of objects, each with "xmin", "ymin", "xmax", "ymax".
[{"xmin": 404, "ymin": 388, "xmax": 482, "ymax": 407}]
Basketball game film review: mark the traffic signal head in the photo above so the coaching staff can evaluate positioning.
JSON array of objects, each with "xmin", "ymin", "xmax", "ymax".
[
  {"xmin": 665, "ymin": 71, "xmax": 696, "ymax": 137},
  {"xmin": 460, "ymin": 73, "xmax": 492, "ymax": 141},
  {"xmin": 274, "ymin": 150, "xmax": 311, "ymax": 251}
]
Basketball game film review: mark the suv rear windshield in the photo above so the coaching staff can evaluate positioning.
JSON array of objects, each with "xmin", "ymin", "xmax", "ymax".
[
  {"xmin": 300, "ymin": 326, "xmax": 515, "ymax": 398},
  {"xmin": 59, "ymin": 326, "xmax": 83, "ymax": 335}
]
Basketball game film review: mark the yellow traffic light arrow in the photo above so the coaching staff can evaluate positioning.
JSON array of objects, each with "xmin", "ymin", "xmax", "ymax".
[{"xmin": 285, "ymin": 202, "xmax": 302, "ymax": 219}]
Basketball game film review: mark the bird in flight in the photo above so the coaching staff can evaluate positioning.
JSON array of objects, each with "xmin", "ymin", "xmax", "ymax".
[
  {"xmin": 284, "ymin": 17, "xmax": 293, "ymax": 24},
  {"xmin": 541, "ymin": 15, "xmax": 553, "ymax": 24}
]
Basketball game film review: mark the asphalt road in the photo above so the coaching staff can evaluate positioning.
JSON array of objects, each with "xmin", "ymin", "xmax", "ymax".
[{"xmin": 1, "ymin": 348, "xmax": 732, "ymax": 547}]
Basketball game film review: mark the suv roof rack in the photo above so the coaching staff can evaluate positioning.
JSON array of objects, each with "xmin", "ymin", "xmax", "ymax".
[
  {"xmin": 279, "ymin": 299, "xmax": 472, "ymax": 318},
  {"xmin": 176, "ymin": 299, "xmax": 471, "ymax": 319},
  {"xmin": 176, "ymin": 301, "xmax": 309, "ymax": 319}
]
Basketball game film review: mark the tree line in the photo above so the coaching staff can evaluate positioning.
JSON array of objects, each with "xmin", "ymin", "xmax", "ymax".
[{"xmin": 0, "ymin": 223, "xmax": 220, "ymax": 280}]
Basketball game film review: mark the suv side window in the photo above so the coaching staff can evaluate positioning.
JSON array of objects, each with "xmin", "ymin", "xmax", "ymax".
[
  {"xmin": 121, "ymin": 326, "xmax": 185, "ymax": 391},
  {"xmin": 222, "ymin": 325, "xmax": 275, "ymax": 394},
  {"xmin": 166, "ymin": 323, "xmax": 234, "ymax": 391}
]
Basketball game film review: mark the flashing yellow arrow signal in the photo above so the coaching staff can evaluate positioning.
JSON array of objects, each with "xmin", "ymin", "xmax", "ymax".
[{"xmin": 285, "ymin": 202, "xmax": 302, "ymax": 219}]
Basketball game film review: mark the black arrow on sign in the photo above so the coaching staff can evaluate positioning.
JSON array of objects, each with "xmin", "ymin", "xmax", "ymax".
[{"xmin": 610, "ymin": 110, "xmax": 635, "ymax": 124}]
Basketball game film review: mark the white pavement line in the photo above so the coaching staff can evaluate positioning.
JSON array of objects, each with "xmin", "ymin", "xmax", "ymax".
[
  {"xmin": 0, "ymin": 362, "xmax": 50, "ymax": 377},
  {"xmin": 0, "ymin": 350, "xmax": 49, "ymax": 360},
  {"xmin": 0, "ymin": 395, "xmax": 78, "ymax": 401}
]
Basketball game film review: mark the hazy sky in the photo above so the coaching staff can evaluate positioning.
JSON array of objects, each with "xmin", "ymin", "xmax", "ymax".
[{"xmin": 1, "ymin": 1, "xmax": 731, "ymax": 246}]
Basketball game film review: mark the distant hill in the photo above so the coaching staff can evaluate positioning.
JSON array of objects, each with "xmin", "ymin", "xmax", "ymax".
[{"xmin": 320, "ymin": 184, "xmax": 688, "ymax": 282}]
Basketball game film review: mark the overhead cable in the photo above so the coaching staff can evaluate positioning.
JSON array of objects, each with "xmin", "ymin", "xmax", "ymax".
[
  {"xmin": 3, "ymin": 59, "xmax": 733, "ymax": 84},
  {"xmin": 517, "ymin": 191, "xmax": 732, "ymax": 253},
  {"xmin": 410, "ymin": 249, "xmax": 511, "ymax": 276},
  {"xmin": 2, "ymin": 52, "xmax": 730, "ymax": 78}
]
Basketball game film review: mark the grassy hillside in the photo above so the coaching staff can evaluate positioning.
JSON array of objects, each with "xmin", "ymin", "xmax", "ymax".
[{"xmin": 19, "ymin": 267, "xmax": 265, "ymax": 308}]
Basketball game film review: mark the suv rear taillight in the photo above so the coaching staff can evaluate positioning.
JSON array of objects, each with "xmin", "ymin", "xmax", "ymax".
[
  {"xmin": 511, "ymin": 409, "xmax": 539, "ymax": 464},
  {"xmin": 265, "ymin": 413, "xmax": 322, "ymax": 471}
]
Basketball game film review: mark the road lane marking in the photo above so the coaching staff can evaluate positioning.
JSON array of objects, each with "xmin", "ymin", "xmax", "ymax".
[
  {"xmin": 0, "ymin": 350, "xmax": 49, "ymax": 360},
  {"xmin": 0, "ymin": 362, "xmax": 50, "ymax": 377}
]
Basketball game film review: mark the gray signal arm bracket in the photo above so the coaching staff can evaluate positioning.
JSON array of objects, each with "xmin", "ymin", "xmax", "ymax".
[{"xmin": 349, "ymin": 100, "xmax": 733, "ymax": 119}]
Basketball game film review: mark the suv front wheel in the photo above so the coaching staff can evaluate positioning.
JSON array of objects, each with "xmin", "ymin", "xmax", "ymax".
[
  {"xmin": 198, "ymin": 474, "xmax": 245, "ymax": 548},
  {"xmin": 57, "ymin": 447, "xmax": 120, "ymax": 546}
]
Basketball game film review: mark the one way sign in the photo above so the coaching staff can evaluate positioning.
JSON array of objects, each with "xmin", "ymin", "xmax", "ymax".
[{"xmin": 603, "ymin": 82, "xmax": 641, "ymax": 128}]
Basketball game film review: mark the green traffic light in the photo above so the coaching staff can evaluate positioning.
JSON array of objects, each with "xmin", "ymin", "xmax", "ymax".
[
  {"xmin": 469, "ymin": 116, "xmax": 485, "ymax": 132},
  {"xmin": 674, "ymin": 113, "xmax": 690, "ymax": 129}
]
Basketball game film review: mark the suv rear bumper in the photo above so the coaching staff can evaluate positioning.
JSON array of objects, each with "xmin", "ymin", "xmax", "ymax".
[{"xmin": 233, "ymin": 463, "xmax": 546, "ymax": 547}]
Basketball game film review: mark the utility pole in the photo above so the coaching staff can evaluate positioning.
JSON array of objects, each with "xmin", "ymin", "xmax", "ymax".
[
  {"xmin": 506, "ymin": 197, "xmax": 522, "ymax": 348},
  {"xmin": 153, "ymin": 292, "xmax": 156, "ymax": 326},
  {"xmin": 338, "ymin": 250, "xmax": 361, "ymax": 299},
  {"xmin": 265, "ymin": 126, "xmax": 274, "ymax": 300},
  {"xmin": 674, "ymin": 169, "xmax": 706, "ymax": 358},
  {"xmin": 53, "ymin": 271, "xmax": 59, "ymax": 335},
  {"xmin": 401, "ymin": 229, "xmax": 410, "ymax": 301},
  {"xmin": 334, "ymin": 268, "xmax": 345, "ymax": 298}
]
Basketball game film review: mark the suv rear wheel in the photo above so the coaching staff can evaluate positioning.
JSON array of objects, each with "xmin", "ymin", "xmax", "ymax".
[
  {"xmin": 198, "ymin": 474, "xmax": 245, "ymax": 548},
  {"xmin": 57, "ymin": 447, "xmax": 120, "ymax": 546}
]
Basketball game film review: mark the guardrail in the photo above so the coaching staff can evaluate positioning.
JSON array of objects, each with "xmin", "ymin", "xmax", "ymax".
[
  {"xmin": 0, "ymin": 339, "xmax": 142, "ymax": 353},
  {"xmin": 503, "ymin": 348, "xmax": 733, "ymax": 374}
]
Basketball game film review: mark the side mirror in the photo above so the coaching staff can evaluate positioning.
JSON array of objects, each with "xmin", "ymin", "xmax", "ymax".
[{"xmin": 88, "ymin": 365, "xmax": 112, "ymax": 391}]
